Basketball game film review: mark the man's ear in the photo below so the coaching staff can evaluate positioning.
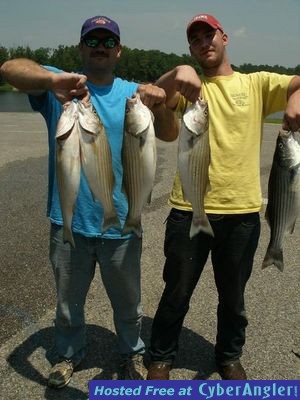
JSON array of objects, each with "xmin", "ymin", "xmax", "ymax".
[
  {"xmin": 78, "ymin": 41, "xmax": 83, "ymax": 53},
  {"xmin": 222, "ymin": 33, "xmax": 229, "ymax": 46},
  {"xmin": 116, "ymin": 44, "xmax": 122, "ymax": 59},
  {"xmin": 189, "ymin": 45, "xmax": 196, "ymax": 59}
]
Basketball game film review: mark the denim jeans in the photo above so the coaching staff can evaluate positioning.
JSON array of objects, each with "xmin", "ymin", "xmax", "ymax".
[
  {"xmin": 49, "ymin": 224, "xmax": 144, "ymax": 363},
  {"xmin": 149, "ymin": 208, "xmax": 260, "ymax": 366}
]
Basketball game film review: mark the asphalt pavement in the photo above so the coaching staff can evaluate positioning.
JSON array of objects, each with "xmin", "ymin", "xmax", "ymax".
[{"xmin": 0, "ymin": 112, "xmax": 299, "ymax": 400}]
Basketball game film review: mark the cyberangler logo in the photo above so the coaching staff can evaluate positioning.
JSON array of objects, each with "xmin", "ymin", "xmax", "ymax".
[{"xmin": 198, "ymin": 382, "xmax": 298, "ymax": 400}]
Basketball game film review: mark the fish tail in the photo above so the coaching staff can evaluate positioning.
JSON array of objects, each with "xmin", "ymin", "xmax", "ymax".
[
  {"xmin": 190, "ymin": 214, "xmax": 214, "ymax": 239},
  {"xmin": 262, "ymin": 247, "xmax": 284, "ymax": 272},
  {"xmin": 102, "ymin": 213, "xmax": 121, "ymax": 233},
  {"xmin": 122, "ymin": 217, "xmax": 142, "ymax": 238},
  {"xmin": 63, "ymin": 227, "xmax": 75, "ymax": 248}
]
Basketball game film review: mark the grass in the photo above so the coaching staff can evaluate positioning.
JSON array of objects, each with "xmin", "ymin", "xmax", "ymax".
[
  {"xmin": 264, "ymin": 118, "xmax": 282, "ymax": 124},
  {"xmin": 0, "ymin": 82, "xmax": 13, "ymax": 92}
]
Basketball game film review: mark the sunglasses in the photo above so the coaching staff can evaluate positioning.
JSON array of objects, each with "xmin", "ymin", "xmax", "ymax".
[{"xmin": 82, "ymin": 36, "xmax": 119, "ymax": 49}]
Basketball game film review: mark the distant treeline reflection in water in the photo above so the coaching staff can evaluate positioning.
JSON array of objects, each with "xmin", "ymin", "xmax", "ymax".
[
  {"xmin": 0, "ymin": 91, "xmax": 284, "ymax": 119},
  {"xmin": 0, "ymin": 92, "xmax": 33, "ymax": 112}
]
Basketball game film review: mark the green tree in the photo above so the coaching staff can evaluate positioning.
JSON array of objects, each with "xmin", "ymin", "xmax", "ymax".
[
  {"xmin": 9, "ymin": 46, "xmax": 33, "ymax": 60},
  {"xmin": 0, "ymin": 46, "xmax": 9, "ymax": 65},
  {"xmin": 50, "ymin": 45, "xmax": 81, "ymax": 72},
  {"xmin": 33, "ymin": 47, "xmax": 52, "ymax": 65},
  {"xmin": 0, "ymin": 43, "xmax": 299, "ymax": 87},
  {"xmin": 0, "ymin": 46, "xmax": 10, "ymax": 85},
  {"xmin": 294, "ymin": 65, "xmax": 300, "ymax": 75}
]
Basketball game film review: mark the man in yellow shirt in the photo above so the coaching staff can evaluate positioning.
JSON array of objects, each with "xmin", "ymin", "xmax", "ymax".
[{"xmin": 148, "ymin": 13, "xmax": 300, "ymax": 380}]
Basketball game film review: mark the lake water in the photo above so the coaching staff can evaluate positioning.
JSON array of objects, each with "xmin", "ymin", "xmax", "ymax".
[
  {"xmin": 0, "ymin": 91, "xmax": 284, "ymax": 118},
  {"xmin": 0, "ymin": 92, "xmax": 33, "ymax": 112}
]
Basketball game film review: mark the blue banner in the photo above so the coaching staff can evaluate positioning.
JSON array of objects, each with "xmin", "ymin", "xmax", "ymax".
[{"xmin": 89, "ymin": 381, "xmax": 299, "ymax": 400}]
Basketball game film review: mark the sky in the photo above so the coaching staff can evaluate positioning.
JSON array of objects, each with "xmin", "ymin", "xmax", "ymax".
[{"xmin": 0, "ymin": 0, "xmax": 299, "ymax": 68}]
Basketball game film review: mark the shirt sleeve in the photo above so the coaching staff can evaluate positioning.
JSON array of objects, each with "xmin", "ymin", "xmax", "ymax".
[
  {"xmin": 260, "ymin": 72, "xmax": 294, "ymax": 117},
  {"xmin": 28, "ymin": 66, "xmax": 64, "ymax": 115}
]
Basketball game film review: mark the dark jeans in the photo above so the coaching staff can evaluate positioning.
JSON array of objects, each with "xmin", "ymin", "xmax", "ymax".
[{"xmin": 149, "ymin": 208, "xmax": 260, "ymax": 366}]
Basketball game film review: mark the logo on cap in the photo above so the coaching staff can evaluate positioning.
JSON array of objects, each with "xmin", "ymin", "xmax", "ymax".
[
  {"xmin": 94, "ymin": 17, "xmax": 109, "ymax": 25},
  {"xmin": 186, "ymin": 13, "xmax": 224, "ymax": 38},
  {"xmin": 80, "ymin": 15, "xmax": 120, "ymax": 39}
]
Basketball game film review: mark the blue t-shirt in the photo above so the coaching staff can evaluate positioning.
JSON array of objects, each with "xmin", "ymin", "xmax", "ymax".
[{"xmin": 29, "ymin": 66, "xmax": 139, "ymax": 239}]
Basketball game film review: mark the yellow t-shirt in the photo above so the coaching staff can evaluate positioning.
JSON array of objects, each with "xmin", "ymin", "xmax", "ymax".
[{"xmin": 169, "ymin": 71, "xmax": 293, "ymax": 214}]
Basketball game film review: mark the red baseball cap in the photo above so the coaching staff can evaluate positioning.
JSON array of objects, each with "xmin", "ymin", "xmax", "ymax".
[{"xmin": 186, "ymin": 14, "xmax": 224, "ymax": 40}]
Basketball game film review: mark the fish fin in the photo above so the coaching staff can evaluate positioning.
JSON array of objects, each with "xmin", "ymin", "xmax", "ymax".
[
  {"xmin": 205, "ymin": 181, "xmax": 211, "ymax": 195},
  {"xmin": 147, "ymin": 191, "xmax": 152, "ymax": 204},
  {"xmin": 63, "ymin": 228, "xmax": 75, "ymax": 248},
  {"xmin": 89, "ymin": 190, "xmax": 96, "ymax": 202},
  {"xmin": 122, "ymin": 217, "xmax": 142, "ymax": 238},
  {"xmin": 290, "ymin": 166, "xmax": 300, "ymax": 191},
  {"xmin": 149, "ymin": 110, "xmax": 155, "ymax": 123},
  {"xmin": 102, "ymin": 214, "xmax": 121, "ymax": 233},
  {"xmin": 265, "ymin": 206, "xmax": 270, "ymax": 226},
  {"xmin": 189, "ymin": 214, "xmax": 214, "ymax": 239},
  {"xmin": 181, "ymin": 187, "xmax": 190, "ymax": 203},
  {"xmin": 262, "ymin": 247, "xmax": 284, "ymax": 271},
  {"xmin": 121, "ymin": 181, "xmax": 128, "ymax": 198},
  {"xmin": 81, "ymin": 175, "xmax": 97, "ymax": 202},
  {"xmin": 288, "ymin": 220, "xmax": 296, "ymax": 234},
  {"xmin": 139, "ymin": 135, "xmax": 146, "ymax": 147}
]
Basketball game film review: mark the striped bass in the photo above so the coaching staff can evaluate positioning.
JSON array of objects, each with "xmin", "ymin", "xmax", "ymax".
[
  {"xmin": 78, "ymin": 101, "xmax": 120, "ymax": 233},
  {"xmin": 178, "ymin": 98, "xmax": 214, "ymax": 238},
  {"xmin": 122, "ymin": 93, "xmax": 157, "ymax": 237},
  {"xmin": 56, "ymin": 101, "xmax": 81, "ymax": 247},
  {"xmin": 262, "ymin": 130, "xmax": 300, "ymax": 271}
]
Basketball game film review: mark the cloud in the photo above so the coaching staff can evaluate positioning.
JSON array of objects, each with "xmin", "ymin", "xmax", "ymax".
[{"xmin": 233, "ymin": 27, "xmax": 246, "ymax": 38}]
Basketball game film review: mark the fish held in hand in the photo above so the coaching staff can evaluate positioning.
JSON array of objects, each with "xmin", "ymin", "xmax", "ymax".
[
  {"xmin": 262, "ymin": 130, "xmax": 300, "ymax": 271},
  {"xmin": 122, "ymin": 93, "xmax": 157, "ymax": 237},
  {"xmin": 78, "ymin": 100, "xmax": 121, "ymax": 232},
  {"xmin": 178, "ymin": 98, "xmax": 214, "ymax": 239},
  {"xmin": 56, "ymin": 101, "xmax": 81, "ymax": 247}
]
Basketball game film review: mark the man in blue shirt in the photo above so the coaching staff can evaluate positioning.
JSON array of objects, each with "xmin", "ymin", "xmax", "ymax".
[{"xmin": 1, "ymin": 15, "xmax": 176, "ymax": 387}]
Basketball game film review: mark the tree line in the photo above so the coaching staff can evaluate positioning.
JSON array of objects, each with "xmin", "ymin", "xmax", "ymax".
[{"xmin": 0, "ymin": 45, "xmax": 299, "ymax": 86}]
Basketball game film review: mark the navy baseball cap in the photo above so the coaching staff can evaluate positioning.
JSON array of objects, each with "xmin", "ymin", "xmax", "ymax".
[{"xmin": 80, "ymin": 16, "xmax": 120, "ymax": 39}]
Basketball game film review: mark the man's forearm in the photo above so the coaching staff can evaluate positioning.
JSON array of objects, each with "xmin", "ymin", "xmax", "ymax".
[
  {"xmin": 155, "ymin": 65, "xmax": 201, "ymax": 106},
  {"xmin": 287, "ymin": 75, "xmax": 300, "ymax": 99},
  {"xmin": 283, "ymin": 75, "xmax": 300, "ymax": 131},
  {"xmin": 0, "ymin": 58, "xmax": 52, "ymax": 94},
  {"xmin": 153, "ymin": 104, "xmax": 179, "ymax": 142},
  {"xmin": 155, "ymin": 68, "xmax": 180, "ymax": 109}
]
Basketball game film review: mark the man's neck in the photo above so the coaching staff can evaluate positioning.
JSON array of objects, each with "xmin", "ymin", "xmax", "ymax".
[
  {"xmin": 83, "ymin": 69, "xmax": 115, "ymax": 86},
  {"xmin": 203, "ymin": 62, "xmax": 234, "ymax": 78}
]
